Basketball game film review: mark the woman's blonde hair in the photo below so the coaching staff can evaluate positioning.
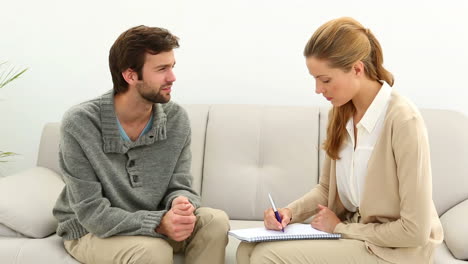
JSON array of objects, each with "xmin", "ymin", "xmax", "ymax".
[{"xmin": 304, "ymin": 17, "xmax": 394, "ymax": 160}]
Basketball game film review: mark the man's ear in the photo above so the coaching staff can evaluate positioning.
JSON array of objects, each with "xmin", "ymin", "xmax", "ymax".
[
  {"xmin": 352, "ymin": 61, "xmax": 365, "ymax": 77},
  {"xmin": 122, "ymin": 68, "xmax": 137, "ymax": 85}
]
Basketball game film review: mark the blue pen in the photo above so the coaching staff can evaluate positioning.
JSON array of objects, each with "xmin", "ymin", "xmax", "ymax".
[{"xmin": 268, "ymin": 193, "xmax": 284, "ymax": 232}]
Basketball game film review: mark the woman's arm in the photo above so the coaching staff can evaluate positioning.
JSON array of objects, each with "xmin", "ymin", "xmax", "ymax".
[{"xmin": 287, "ymin": 156, "xmax": 332, "ymax": 223}]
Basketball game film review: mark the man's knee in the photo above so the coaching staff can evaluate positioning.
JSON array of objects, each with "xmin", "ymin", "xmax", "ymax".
[
  {"xmin": 129, "ymin": 237, "xmax": 173, "ymax": 264},
  {"xmin": 196, "ymin": 207, "xmax": 230, "ymax": 235}
]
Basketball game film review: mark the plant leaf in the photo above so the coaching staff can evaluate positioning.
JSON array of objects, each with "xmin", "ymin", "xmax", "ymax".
[
  {"xmin": 0, "ymin": 151, "xmax": 18, "ymax": 156},
  {"xmin": 0, "ymin": 62, "xmax": 28, "ymax": 89},
  {"xmin": 0, "ymin": 68, "xmax": 28, "ymax": 89},
  {"xmin": 0, "ymin": 151, "xmax": 18, "ymax": 163}
]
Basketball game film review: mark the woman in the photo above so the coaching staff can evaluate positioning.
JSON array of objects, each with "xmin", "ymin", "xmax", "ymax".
[{"xmin": 236, "ymin": 17, "xmax": 443, "ymax": 264}]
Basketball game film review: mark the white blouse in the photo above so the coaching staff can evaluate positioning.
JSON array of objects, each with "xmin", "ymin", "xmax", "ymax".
[{"xmin": 336, "ymin": 82, "xmax": 392, "ymax": 212}]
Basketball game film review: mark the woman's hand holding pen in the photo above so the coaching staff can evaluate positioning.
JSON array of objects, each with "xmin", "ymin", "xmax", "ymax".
[
  {"xmin": 311, "ymin": 204, "xmax": 341, "ymax": 233},
  {"xmin": 264, "ymin": 208, "xmax": 292, "ymax": 231}
]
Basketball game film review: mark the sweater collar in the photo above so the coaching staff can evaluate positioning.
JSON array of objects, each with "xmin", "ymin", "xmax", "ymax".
[{"xmin": 99, "ymin": 90, "xmax": 167, "ymax": 154}]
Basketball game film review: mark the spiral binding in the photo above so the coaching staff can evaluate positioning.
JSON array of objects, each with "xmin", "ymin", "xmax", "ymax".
[{"xmin": 248, "ymin": 233, "xmax": 341, "ymax": 242}]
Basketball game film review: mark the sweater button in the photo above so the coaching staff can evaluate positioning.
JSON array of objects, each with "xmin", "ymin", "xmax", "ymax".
[
  {"xmin": 129, "ymin": 160, "xmax": 135, "ymax": 167},
  {"xmin": 132, "ymin": 175, "xmax": 139, "ymax": 182}
]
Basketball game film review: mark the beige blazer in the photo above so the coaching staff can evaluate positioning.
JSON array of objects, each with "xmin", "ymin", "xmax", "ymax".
[{"xmin": 288, "ymin": 91, "xmax": 443, "ymax": 264}]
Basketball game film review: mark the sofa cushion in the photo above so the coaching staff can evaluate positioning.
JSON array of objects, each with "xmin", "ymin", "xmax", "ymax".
[
  {"xmin": 434, "ymin": 241, "xmax": 467, "ymax": 264},
  {"xmin": 420, "ymin": 109, "xmax": 468, "ymax": 216},
  {"xmin": 0, "ymin": 223, "xmax": 26, "ymax": 238},
  {"xmin": 0, "ymin": 167, "xmax": 64, "ymax": 238},
  {"xmin": 440, "ymin": 199, "xmax": 468, "ymax": 260},
  {"xmin": 37, "ymin": 123, "xmax": 62, "ymax": 175},
  {"xmin": 0, "ymin": 235, "xmax": 79, "ymax": 264},
  {"xmin": 201, "ymin": 105, "xmax": 320, "ymax": 220},
  {"xmin": 181, "ymin": 104, "xmax": 210, "ymax": 195}
]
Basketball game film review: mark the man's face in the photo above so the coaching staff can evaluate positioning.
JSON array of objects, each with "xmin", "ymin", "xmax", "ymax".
[{"xmin": 136, "ymin": 50, "xmax": 176, "ymax": 104}]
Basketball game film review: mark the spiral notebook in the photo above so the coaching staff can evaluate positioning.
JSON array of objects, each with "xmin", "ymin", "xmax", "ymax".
[{"xmin": 228, "ymin": 223, "xmax": 341, "ymax": 242}]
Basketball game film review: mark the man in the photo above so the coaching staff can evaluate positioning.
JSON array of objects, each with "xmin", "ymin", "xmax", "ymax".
[{"xmin": 53, "ymin": 25, "xmax": 229, "ymax": 264}]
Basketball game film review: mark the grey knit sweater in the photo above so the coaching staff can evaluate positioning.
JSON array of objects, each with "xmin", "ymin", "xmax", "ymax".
[{"xmin": 53, "ymin": 90, "xmax": 200, "ymax": 240}]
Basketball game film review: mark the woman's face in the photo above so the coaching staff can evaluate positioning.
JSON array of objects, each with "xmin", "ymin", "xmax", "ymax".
[{"xmin": 306, "ymin": 56, "xmax": 360, "ymax": 107}]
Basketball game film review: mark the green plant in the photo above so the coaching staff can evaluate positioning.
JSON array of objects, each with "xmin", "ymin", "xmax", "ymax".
[
  {"xmin": 0, "ymin": 61, "xmax": 28, "ymax": 89},
  {"xmin": 1, "ymin": 61, "xmax": 27, "ymax": 162},
  {"xmin": 0, "ymin": 151, "xmax": 17, "ymax": 163}
]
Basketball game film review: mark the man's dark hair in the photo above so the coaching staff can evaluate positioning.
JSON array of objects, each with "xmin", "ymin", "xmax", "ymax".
[{"xmin": 109, "ymin": 25, "xmax": 179, "ymax": 93}]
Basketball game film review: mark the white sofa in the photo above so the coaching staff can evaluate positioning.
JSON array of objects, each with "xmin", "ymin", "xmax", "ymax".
[{"xmin": 1, "ymin": 104, "xmax": 467, "ymax": 264}]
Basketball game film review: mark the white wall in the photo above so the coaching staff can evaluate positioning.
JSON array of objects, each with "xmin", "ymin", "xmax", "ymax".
[{"xmin": 1, "ymin": 0, "xmax": 467, "ymax": 176}]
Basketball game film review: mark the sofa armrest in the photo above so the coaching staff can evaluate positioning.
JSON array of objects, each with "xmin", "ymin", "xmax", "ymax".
[
  {"xmin": 440, "ymin": 199, "xmax": 468, "ymax": 260},
  {"xmin": 0, "ymin": 167, "xmax": 64, "ymax": 238}
]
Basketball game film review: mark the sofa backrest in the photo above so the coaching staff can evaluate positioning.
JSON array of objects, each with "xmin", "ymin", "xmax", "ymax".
[
  {"xmin": 37, "ymin": 105, "xmax": 321, "ymax": 221},
  {"xmin": 419, "ymin": 109, "xmax": 468, "ymax": 216},
  {"xmin": 36, "ymin": 105, "xmax": 468, "ymax": 220},
  {"xmin": 37, "ymin": 122, "xmax": 61, "ymax": 176},
  {"xmin": 318, "ymin": 107, "xmax": 330, "ymax": 177},
  {"xmin": 199, "ymin": 105, "xmax": 320, "ymax": 220},
  {"xmin": 181, "ymin": 105, "xmax": 211, "ymax": 195}
]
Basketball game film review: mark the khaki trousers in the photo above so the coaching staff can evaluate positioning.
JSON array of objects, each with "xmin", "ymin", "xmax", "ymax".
[
  {"xmin": 236, "ymin": 239, "xmax": 392, "ymax": 264},
  {"xmin": 64, "ymin": 207, "xmax": 229, "ymax": 264}
]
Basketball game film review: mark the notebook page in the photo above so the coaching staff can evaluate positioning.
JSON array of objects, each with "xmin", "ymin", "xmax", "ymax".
[{"xmin": 229, "ymin": 223, "xmax": 332, "ymax": 241}]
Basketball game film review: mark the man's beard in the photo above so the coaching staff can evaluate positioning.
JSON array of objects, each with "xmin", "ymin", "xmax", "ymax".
[{"xmin": 136, "ymin": 81, "xmax": 171, "ymax": 104}]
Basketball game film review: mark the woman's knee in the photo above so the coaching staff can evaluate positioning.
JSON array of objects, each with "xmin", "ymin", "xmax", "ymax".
[
  {"xmin": 236, "ymin": 242, "xmax": 258, "ymax": 264},
  {"xmin": 249, "ymin": 242, "xmax": 282, "ymax": 264}
]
